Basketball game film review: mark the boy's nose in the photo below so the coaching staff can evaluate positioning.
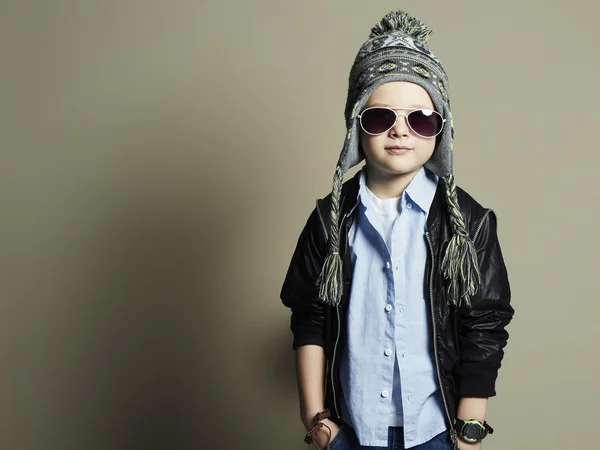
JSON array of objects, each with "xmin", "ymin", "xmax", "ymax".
[{"xmin": 390, "ymin": 114, "xmax": 410, "ymax": 137}]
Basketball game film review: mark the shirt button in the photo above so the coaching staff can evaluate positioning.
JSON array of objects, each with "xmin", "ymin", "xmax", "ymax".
[
  {"xmin": 395, "ymin": 265, "xmax": 399, "ymax": 271},
  {"xmin": 381, "ymin": 390, "xmax": 389, "ymax": 398},
  {"xmin": 406, "ymin": 202, "xmax": 413, "ymax": 209},
  {"xmin": 385, "ymin": 262, "xmax": 390, "ymax": 269},
  {"xmin": 384, "ymin": 349, "xmax": 392, "ymax": 356},
  {"xmin": 401, "ymin": 352, "xmax": 406, "ymax": 359},
  {"xmin": 385, "ymin": 304, "xmax": 392, "ymax": 312}
]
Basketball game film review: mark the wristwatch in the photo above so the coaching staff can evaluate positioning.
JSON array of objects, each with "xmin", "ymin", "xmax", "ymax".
[{"xmin": 452, "ymin": 418, "xmax": 494, "ymax": 443}]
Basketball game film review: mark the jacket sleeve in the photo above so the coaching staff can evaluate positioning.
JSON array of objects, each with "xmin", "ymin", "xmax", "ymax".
[
  {"xmin": 457, "ymin": 209, "xmax": 514, "ymax": 398},
  {"xmin": 280, "ymin": 205, "xmax": 328, "ymax": 350}
]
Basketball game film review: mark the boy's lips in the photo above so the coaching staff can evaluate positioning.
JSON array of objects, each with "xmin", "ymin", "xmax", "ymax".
[{"xmin": 385, "ymin": 145, "xmax": 412, "ymax": 154}]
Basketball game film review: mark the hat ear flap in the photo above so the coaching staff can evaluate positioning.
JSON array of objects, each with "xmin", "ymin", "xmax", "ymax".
[
  {"xmin": 441, "ymin": 174, "xmax": 481, "ymax": 307},
  {"xmin": 358, "ymin": 141, "xmax": 365, "ymax": 160}
]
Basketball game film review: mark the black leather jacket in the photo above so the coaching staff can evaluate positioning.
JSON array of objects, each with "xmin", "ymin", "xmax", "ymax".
[{"xmin": 280, "ymin": 170, "xmax": 513, "ymax": 447}]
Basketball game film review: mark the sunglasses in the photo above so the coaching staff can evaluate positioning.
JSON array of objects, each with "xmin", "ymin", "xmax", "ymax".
[{"xmin": 357, "ymin": 107, "xmax": 446, "ymax": 138}]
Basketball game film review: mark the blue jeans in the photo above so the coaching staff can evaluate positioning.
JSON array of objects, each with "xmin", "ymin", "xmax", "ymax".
[{"xmin": 328, "ymin": 421, "xmax": 453, "ymax": 450}]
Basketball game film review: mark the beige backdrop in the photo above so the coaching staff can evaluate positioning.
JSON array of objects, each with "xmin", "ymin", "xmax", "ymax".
[{"xmin": 1, "ymin": 1, "xmax": 599, "ymax": 449}]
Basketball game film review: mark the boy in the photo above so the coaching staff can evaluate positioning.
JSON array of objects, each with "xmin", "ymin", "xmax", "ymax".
[{"xmin": 280, "ymin": 10, "xmax": 513, "ymax": 450}]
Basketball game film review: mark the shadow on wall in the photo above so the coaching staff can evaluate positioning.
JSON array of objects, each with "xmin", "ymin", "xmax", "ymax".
[
  {"xmin": 5, "ymin": 41, "xmax": 310, "ymax": 449},
  {"xmin": 25, "ymin": 123, "xmax": 309, "ymax": 449},
  {"xmin": 7, "ymin": 124, "xmax": 256, "ymax": 449},
  {"xmin": 61, "ymin": 156, "xmax": 226, "ymax": 450}
]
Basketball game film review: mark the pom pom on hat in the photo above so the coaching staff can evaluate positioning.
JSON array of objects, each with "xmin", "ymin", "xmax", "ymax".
[{"xmin": 369, "ymin": 10, "xmax": 433, "ymax": 43}]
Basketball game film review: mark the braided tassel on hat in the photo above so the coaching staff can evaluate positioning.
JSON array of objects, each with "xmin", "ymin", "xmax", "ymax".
[
  {"xmin": 441, "ymin": 174, "xmax": 481, "ymax": 307},
  {"xmin": 316, "ymin": 164, "xmax": 344, "ymax": 306}
]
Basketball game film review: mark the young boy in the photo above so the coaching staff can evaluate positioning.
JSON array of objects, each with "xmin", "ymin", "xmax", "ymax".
[{"xmin": 280, "ymin": 10, "xmax": 513, "ymax": 450}]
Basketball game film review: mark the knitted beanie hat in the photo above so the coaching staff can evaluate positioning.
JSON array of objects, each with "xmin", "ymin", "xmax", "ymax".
[{"xmin": 316, "ymin": 10, "xmax": 480, "ymax": 308}]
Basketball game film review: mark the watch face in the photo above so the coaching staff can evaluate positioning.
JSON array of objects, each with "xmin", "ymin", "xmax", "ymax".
[{"xmin": 462, "ymin": 424, "xmax": 485, "ymax": 442}]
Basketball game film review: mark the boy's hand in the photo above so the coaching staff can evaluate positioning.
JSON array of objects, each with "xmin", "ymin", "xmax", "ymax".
[
  {"xmin": 310, "ymin": 419, "xmax": 340, "ymax": 449},
  {"xmin": 457, "ymin": 437, "xmax": 481, "ymax": 450}
]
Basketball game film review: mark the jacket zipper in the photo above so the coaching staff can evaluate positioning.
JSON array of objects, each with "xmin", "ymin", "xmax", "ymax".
[
  {"xmin": 329, "ymin": 212, "xmax": 350, "ymax": 419},
  {"xmin": 315, "ymin": 199, "xmax": 341, "ymax": 417},
  {"xmin": 316, "ymin": 198, "xmax": 359, "ymax": 420},
  {"xmin": 473, "ymin": 209, "xmax": 492, "ymax": 243},
  {"xmin": 426, "ymin": 231, "xmax": 458, "ymax": 448},
  {"xmin": 331, "ymin": 300, "xmax": 341, "ymax": 418}
]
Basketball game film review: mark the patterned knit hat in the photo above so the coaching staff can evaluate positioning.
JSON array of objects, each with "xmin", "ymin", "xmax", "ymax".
[{"xmin": 316, "ymin": 10, "xmax": 480, "ymax": 308}]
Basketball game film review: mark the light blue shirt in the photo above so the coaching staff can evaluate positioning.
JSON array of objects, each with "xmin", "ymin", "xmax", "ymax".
[{"xmin": 339, "ymin": 166, "xmax": 447, "ymax": 448}]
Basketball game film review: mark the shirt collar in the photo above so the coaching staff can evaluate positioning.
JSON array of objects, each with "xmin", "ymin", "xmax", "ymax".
[
  {"xmin": 354, "ymin": 165, "xmax": 439, "ymax": 215},
  {"xmin": 404, "ymin": 166, "xmax": 439, "ymax": 214}
]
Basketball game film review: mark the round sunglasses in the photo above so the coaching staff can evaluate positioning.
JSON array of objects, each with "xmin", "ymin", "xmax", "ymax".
[{"xmin": 357, "ymin": 106, "xmax": 446, "ymax": 138}]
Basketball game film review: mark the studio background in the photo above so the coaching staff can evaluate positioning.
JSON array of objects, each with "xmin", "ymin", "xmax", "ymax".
[{"xmin": 1, "ymin": 1, "xmax": 598, "ymax": 449}]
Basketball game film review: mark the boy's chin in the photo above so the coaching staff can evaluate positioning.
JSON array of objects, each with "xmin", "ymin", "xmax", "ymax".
[{"xmin": 369, "ymin": 162, "xmax": 424, "ymax": 177}]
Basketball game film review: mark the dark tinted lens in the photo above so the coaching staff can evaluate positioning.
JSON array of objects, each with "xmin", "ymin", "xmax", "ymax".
[
  {"xmin": 360, "ymin": 108, "xmax": 397, "ymax": 134},
  {"xmin": 406, "ymin": 109, "xmax": 443, "ymax": 137}
]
